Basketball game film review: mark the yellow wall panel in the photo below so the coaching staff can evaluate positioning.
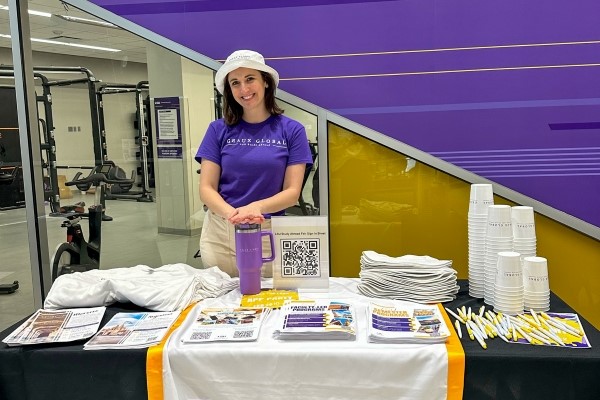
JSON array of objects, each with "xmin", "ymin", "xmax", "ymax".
[{"xmin": 328, "ymin": 123, "xmax": 600, "ymax": 329}]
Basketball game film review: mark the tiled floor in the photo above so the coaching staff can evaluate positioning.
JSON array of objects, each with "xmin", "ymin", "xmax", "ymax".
[{"xmin": 0, "ymin": 173, "xmax": 318, "ymax": 332}]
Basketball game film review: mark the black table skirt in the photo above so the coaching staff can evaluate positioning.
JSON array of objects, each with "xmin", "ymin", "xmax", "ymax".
[
  {"xmin": 445, "ymin": 281, "xmax": 600, "ymax": 400},
  {"xmin": 1, "ymin": 281, "xmax": 599, "ymax": 400},
  {"xmin": 0, "ymin": 302, "xmax": 148, "ymax": 400}
]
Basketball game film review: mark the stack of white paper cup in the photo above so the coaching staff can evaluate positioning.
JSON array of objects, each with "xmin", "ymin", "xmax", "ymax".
[
  {"xmin": 493, "ymin": 251, "xmax": 524, "ymax": 315},
  {"xmin": 512, "ymin": 206, "xmax": 537, "ymax": 261},
  {"xmin": 468, "ymin": 184, "xmax": 494, "ymax": 298},
  {"xmin": 523, "ymin": 256, "xmax": 550, "ymax": 312},
  {"xmin": 484, "ymin": 205, "xmax": 513, "ymax": 305}
]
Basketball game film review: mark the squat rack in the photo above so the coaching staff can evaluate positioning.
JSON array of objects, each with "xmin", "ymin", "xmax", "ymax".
[
  {"xmin": 96, "ymin": 81, "xmax": 154, "ymax": 202},
  {"xmin": 0, "ymin": 66, "xmax": 103, "ymax": 213}
]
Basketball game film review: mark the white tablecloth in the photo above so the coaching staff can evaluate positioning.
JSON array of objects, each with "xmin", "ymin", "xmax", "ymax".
[{"xmin": 163, "ymin": 278, "xmax": 450, "ymax": 400}]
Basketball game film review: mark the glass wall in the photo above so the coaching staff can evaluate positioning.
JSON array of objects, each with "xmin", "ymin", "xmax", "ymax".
[
  {"xmin": 280, "ymin": 99, "xmax": 319, "ymax": 216},
  {"xmin": 328, "ymin": 123, "xmax": 471, "ymax": 278},
  {"xmin": 0, "ymin": 4, "xmax": 34, "ymax": 330},
  {"xmin": 0, "ymin": 1, "xmax": 321, "ymax": 332}
]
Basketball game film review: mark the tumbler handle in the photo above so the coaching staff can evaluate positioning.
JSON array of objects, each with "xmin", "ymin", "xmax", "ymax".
[{"xmin": 261, "ymin": 231, "xmax": 275, "ymax": 263}]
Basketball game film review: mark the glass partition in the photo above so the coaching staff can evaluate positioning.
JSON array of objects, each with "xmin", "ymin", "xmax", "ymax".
[
  {"xmin": 327, "ymin": 123, "xmax": 471, "ymax": 278},
  {"xmin": 0, "ymin": 7, "xmax": 34, "ymax": 331},
  {"xmin": 279, "ymin": 99, "xmax": 319, "ymax": 216}
]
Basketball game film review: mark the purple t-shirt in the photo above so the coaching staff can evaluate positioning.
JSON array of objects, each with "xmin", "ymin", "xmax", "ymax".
[{"xmin": 195, "ymin": 114, "xmax": 313, "ymax": 216}]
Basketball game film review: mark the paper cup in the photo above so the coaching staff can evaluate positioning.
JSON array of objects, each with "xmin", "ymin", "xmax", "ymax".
[
  {"xmin": 496, "ymin": 251, "xmax": 522, "ymax": 287},
  {"xmin": 469, "ymin": 184, "xmax": 494, "ymax": 215},
  {"xmin": 523, "ymin": 256, "xmax": 549, "ymax": 292}
]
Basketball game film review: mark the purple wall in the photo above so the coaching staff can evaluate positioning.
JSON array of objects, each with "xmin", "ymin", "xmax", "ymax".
[{"xmin": 90, "ymin": 0, "xmax": 600, "ymax": 227}]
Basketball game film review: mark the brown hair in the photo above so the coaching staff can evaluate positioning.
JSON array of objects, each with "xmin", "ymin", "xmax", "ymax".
[{"xmin": 222, "ymin": 71, "xmax": 283, "ymax": 125}]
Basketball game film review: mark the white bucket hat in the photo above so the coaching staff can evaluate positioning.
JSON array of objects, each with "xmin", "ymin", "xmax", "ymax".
[{"xmin": 215, "ymin": 50, "xmax": 279, "ymax": 95}]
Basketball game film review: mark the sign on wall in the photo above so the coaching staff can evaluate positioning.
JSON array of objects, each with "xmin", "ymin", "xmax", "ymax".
[{"xmin": 154, "ymin": 97, "xmax": 182, "ymax": 145}]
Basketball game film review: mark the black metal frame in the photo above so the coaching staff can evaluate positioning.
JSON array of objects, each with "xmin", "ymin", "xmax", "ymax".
[
  {"xmin": 0, "ymin": 66, "xmax": 100, "ymax": 213},
  {"xmin": 96, "ymin": 81, "xmax": 154, "ymax": 202}
]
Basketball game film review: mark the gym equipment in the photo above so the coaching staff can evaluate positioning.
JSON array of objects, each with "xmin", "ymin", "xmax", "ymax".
[
  {"xmin": 0, "ymin": 86, "xmax": 26, "ymax": 210},
  {"xmin": 0, "ymin": 281, "xmax": 18, "ymax": 295},
  {"xmin": 299, "ymin": 142, "xmax": 319, "ymax": 215},
  {"xmin": 0, "ymin": 166, "xmax": 25, "ymax": 210},
  {"xmin": 0, "ymin": 66, "xmax": 103, "ymax": 214},
  {"xmin": 0, "ymin": 170, "xmax": 19, "ymax": 294},
  {"xmin": 97, "ymin": 160, "xmax": 153, "ymax": 202},
  {"xmin": 97, "ymin": 82, "xmax": 154, "ymax": 202},
  {"xmin": 287, "ymin": 141, "xmax": 319, "ymax": 216},
  {"xmin": 50, "ymin": 164, "xmax": 133, "ymax": 281}
]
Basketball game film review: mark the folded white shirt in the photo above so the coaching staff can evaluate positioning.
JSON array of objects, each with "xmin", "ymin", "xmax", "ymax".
[{"xmin": 44, "ymin": 264, "xmax": 238, "ymax": 311}]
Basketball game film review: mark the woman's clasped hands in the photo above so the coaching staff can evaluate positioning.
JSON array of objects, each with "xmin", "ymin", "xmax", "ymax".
[{"xmin": 227, "ymin": 203, "xmax": 266, "ymax": 225}]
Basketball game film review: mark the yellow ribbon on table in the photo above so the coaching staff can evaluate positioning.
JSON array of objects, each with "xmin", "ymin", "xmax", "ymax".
[
  {"xmin": 147, "ymin": 302, "xmax": 197, "ymax": 400},
  {"xmin": 438, "ymin": 304, "xmax": 465, "ymax": 400}
]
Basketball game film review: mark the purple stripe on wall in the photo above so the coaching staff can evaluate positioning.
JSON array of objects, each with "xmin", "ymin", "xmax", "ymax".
[
  {"xmin": 331, "ymin": 98, "xmax": 600, "ymax": 115},
  {"xmin": 97, "ymin": 0, "xmax": 397, "ymax": 15},
  {"xmin": 549, "ymin": 122, "xmax": 600, "ymax": 130},
  {"xmin": 86, "ymin": 0, "xmax": 600, "ymax": 227}
]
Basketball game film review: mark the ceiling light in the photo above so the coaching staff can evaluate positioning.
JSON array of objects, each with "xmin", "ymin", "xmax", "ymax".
[
  {"xmin": 54, "ymin": 14, "xmax": 118, "ymax": 29},
  {"xmin": 0, "ymin": 34, "xmax": 121, "ymax": 52},
  {"xmin": 0, "ymin": 5, "xmax": 52, "ymax": 18}
]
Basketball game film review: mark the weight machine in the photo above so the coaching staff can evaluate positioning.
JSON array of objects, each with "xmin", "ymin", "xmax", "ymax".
[
  {"xmin": 96, "ymin": 81, "xmax": 154, "ymax": 202},
  {"xmin": 0, "ymin": 65, "xmax": 104, "ymax": 213}
]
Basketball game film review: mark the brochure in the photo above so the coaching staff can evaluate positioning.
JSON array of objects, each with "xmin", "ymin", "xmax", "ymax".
[
  {"xmin": 2, "ymin": 306, "xmax": 106, "ymax": 346},
  {"xmin": 83, "ymin": 310, "xmax": 180, "ymax": 350},
  {"xmin": 180, "ymin": 307, "xmax": 270, "ymax": 343},
  {"xmin": 273, "ymin": 299, "xmax": 356, "ymax": 340},
  {"xmin": 367, "ymin": 302, "xmax": 451, "ymax": 344}
]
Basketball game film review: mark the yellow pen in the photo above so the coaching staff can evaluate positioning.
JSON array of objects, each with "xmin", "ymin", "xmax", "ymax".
[
  {"xmin": 465, "ymin": 322, "xmax": 475, "ymax": 340},
  {"xmin": 444, "ymin": 307, "xmax": 464, "ymax": 323},
  {"xmin": 455, "ymin": 319, "xmax": 463, "ymax": 339},
  {"xmin": 528, "ymin": 329, "xmax": 553, "ymax": 345},
  {"xmin": 515, "ymin": 325, "xmax": 534, "ymax": 344},
  {"xmin": 538, "ymin": 327, "xmax": 565, "ymax": 346},
  {"xmin": 554, "ymin": 316, "xmax": 584, "ymax": 336},
  {"xmin": 530, "ymin": 309, "xmax": 542, "ymax": 326},
  {"xmin": 472, "ymin": 328, "xmax": 488, "ymax": 349}
]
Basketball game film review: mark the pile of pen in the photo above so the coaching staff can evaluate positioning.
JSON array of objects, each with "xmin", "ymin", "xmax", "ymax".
[{"xmin": 445, "ymin": 305, "xmax": 584, "ymax": 349}]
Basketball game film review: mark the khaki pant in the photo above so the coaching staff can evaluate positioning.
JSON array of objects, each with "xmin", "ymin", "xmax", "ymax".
[{"xmin": 200, "ymin": 210, "xmax": 273, "ymax": 278}]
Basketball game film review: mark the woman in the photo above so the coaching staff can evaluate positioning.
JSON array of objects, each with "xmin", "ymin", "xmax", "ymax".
[{"xmin": 195, "ymin": 50, "xmax": 313, "ymax": 277}]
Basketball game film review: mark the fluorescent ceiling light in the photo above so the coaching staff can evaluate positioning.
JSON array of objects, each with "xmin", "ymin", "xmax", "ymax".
[
  {"xmin": 0, "ymin": 34, "xmax": 121, "ymax": 52},
  {"xmin": 0, "ymin": 5, "xmax": 52, "ymax": 18},
  {"xmin": 55, "ymin": 15, "xmax": 118, "ymax": 29}
]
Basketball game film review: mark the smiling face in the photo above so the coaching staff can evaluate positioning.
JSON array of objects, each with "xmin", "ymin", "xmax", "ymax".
[{"xmin": 227, "ymin": 67, "xmax": 269, "ymax": 120}]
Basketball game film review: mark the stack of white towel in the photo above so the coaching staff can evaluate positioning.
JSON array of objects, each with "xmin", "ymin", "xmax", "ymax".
[
  {"xmin": 357, "ymin": 251, "xmax": 459, "ymax": 303},
  {"xmin": 44, "ymin": 264, "xmax": 238, "ymax": 311}
]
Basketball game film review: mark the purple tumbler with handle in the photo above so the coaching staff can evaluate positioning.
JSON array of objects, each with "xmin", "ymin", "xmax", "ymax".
[{"xmin": 235, "ymin": 223, "xmax": 275, "ymax": 295}]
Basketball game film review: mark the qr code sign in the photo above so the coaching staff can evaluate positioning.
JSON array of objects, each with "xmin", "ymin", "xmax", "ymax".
[{"xmin": 281, "ymin": 239, "xmax": 320, "ymax": 277}]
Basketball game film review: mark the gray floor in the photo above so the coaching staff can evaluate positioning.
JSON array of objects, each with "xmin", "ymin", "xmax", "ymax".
[{"xmin": 0, "ymin": 173, "xmax": 318, "ymax": 333}]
